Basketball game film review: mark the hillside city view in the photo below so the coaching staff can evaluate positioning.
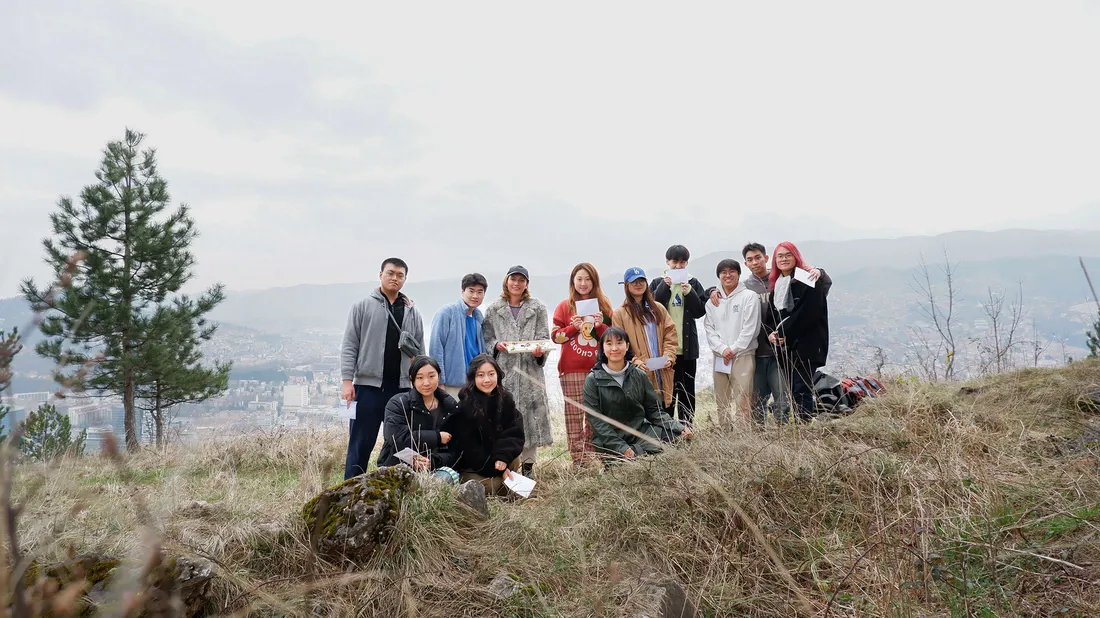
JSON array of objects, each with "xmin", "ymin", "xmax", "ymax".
[{"xmin": 3, "ymin": 237, "xmax": 1099, "ymax": 452}]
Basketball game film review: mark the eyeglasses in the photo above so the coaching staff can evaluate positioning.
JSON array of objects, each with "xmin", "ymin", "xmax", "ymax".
[{"xmin": 774, "ymin": 253, "xmax": 794, "ymax": 260}]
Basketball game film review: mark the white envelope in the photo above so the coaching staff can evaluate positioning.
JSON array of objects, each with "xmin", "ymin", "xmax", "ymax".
[
  {"xmin": 645, "ymin": 356, "xmax": 668, "ymax": 371},
  {"xmin": 503, "ymin": 472, "xmax": 536, "ymax": 498},
  {"xmin": 715, "ymin": 356, "xmax": 733, "ymax": 374},
  {"xmin": 667, "ymin": 269, "xmax": 690, "ymax": 284},
  {"xmin": 574, "ymin": 298, "xmax": 599, "ymax": 317},
  {"xmin": 793, "ymin": 267, "xmax": 816, "ymax": 288},
  {"xmin": 338, "ymin": 400, "xmax": 355, "ymax": 419}
]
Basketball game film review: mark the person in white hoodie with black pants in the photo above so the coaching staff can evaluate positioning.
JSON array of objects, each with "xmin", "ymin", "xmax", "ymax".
[{"xmin": 703, "ymin": 259, "xmax": 761, "ymax": 426}]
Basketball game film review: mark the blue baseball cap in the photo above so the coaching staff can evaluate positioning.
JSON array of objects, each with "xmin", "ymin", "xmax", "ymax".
[{"xmin": 620, "ymin": 267, "xmax": 646, "ymax": 284}]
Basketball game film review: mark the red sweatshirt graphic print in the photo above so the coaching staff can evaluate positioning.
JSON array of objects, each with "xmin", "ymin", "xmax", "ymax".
[{"xmin": 551, "ymin": 299, "xmax": 610, "ymax": 375}]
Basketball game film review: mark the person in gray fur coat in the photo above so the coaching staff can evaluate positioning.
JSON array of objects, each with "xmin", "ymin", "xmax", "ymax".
[{"xmin": 480, "ymin": 265, "xmax": 553, "ymax": 478}]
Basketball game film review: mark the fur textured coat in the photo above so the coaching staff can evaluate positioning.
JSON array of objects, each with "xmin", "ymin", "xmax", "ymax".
[{"xmin": 481, "ymin": 297, "xmax": 554, "ymax": 449}]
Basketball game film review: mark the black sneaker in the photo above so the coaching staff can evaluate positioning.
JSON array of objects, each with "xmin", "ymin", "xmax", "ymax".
[{"xmin": 521, "ymin": 462, "xmax": 534, "ymax": 479}]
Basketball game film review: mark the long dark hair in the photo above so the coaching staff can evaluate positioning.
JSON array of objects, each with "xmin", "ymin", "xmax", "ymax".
[
  {"xmin": 596, "ymin": 327, "xmax": 635, "ymax": 366},
  {"xmin": 458, "ymin": 354, "xmax": 511, "ymax": 424},
  {"xmin": 568, "ymin": 262, "xmax": 613, "ymax": 318},
  {"xmin": 622, "ymin": 281, "xmax": 657, "ymax": 324}
]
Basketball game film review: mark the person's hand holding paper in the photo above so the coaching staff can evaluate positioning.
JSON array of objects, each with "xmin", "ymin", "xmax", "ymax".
[
  {"xmin": 667, "ymin": 269, "xmax": 690, "ymax": 284},
  {"xmin": 715, "ymin": 355, "xmax": 733, "ymax": 374},
  {"xmin": 574, "ymin": 298, "xmax": 599, "ymax": 318},
  {"xmin": 645, "ymin": 356, "xmax": 669, "ymax": 371},
  {"xmin": 503, "ymin": 471, "xmax": 536, "ymax": 498},
  {"xmin": 793, "ymin": 267, "xmax": 816, "ymax": 287}
]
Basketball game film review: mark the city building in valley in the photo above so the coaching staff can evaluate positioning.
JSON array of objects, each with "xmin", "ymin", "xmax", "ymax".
[{"xmin": 283, "ymin": 385, "xmax": 309, "ymax": 409}]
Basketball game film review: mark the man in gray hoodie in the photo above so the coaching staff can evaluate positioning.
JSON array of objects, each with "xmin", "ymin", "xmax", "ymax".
[{"xmin": 341, "ymin": 258, "xmax": 425, "ymax": 478}]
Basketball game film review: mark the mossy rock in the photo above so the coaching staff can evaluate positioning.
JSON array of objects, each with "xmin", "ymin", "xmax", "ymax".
[
  {"xmin": 301, "ymin": 464, "xmax": 417, "ymax": 564},
  {"xmin": 21, "ymin": 552, "xmax": 214, "ymax": 617}
]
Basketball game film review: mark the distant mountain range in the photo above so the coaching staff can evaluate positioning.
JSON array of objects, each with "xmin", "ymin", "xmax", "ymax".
[
  {"xmin": 3, "ymin": 228, "xmax": 1100, "ymax": 379},
  {"xmin": 199, "ymin": 228, "xmax": 1100, "ymax": 335}
]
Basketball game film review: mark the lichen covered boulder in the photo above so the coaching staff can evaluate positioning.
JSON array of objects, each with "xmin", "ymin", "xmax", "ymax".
[{"xmin": 301, "ymin": 464, "xmax": 417, "ymax": 563}]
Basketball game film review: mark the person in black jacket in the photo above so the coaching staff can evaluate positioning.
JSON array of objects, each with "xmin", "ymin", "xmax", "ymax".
[
  {"xmin": 377, "ymin": 356, "xmax": 461, "ymax": 472},
  {"xmin": 761, "ymin": 241, "xmax": 831, "ymax": 422},
  {"xmin": 649, "ymin": 244, "xmax": 707, "ymax": 426},
  {"xmin": 452, "ymin": 354, "xmax": 526, "ymax": 495}
]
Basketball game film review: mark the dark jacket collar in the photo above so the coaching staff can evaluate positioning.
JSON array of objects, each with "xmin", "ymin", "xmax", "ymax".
[
  {"xmin": 371, "ymin": 288, "xmax": 409, "ymax": 306},
  {"xmin": 590, "ymin": 363, "xmax": 636, "ymax": 386},
  {"xmin": 405, "ymin": 388, "xmax": 457, "ymax": 414}
]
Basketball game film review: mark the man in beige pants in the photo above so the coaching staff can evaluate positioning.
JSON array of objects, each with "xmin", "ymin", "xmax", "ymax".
[{"xmin": 703, "ymin": 259, "xmax": 761, "ymax": 426}]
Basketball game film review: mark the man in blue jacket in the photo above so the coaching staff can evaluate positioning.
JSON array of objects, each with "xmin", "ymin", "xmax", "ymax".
[{"xmin": 430, "ymin": 273, "xmax": 488, "ymax": 397}]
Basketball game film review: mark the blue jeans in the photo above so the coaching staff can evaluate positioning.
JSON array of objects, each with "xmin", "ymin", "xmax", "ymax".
[
  {"xmin": 753, "ymin": 355, "xmax": 790, "ymax": 424},
  {"xmin": 344, "ymin": 385, "xmax": 406, "ymax": 479}
]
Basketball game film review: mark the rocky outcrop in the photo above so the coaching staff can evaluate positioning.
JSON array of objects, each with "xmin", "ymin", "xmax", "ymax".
[
  {"xmin": 22, "ymin": 551, "xmax": 215, "ymax": 617},
  {"xmin": 623, "ymin": 573, "xmax": 700, "ymax": 618},
  {"xmin": 301, "ymin": 464, "xmax": 417, "ymax": 564},
  {"xmin": 455, "ymin": 479, "xmax": 489, "ymax": 519}
]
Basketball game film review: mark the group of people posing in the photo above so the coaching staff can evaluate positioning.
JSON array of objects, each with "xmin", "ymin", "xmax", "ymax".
[{"xmin": 340, "ymin": 242, "xmax": 831, "ymax": 492}]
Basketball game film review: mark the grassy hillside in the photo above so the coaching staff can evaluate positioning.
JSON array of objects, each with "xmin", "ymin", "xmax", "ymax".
[{"xmin": 11, "ymin": 361, "xmax": 1100, "ymax": 616}]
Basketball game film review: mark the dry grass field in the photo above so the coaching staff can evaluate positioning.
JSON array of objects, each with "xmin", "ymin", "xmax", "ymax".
[{"xmin": 8, "ymin": 360, "xmax": 1100, "ymax": 616}]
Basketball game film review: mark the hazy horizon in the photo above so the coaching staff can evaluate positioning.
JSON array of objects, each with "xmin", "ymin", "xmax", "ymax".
[{"xmin": 3, "ymin": 1, "xmax": 1100, "ymax": 297}]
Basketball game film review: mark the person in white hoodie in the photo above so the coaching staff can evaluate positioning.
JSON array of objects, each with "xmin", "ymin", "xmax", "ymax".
[{"xmin": 703, "ymin": 259, "xmax": 761, "ymax": 426}]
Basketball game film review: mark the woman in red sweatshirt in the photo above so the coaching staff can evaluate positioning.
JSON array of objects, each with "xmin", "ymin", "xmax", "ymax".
[{"xmin": 551, "ymin": 262, "xmax": 613, "ymax": 466}]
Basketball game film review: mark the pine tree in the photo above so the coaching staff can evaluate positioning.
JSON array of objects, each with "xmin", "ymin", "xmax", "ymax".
[
  {"xmin": 1088, "ymin": 309, "xmax": 1100, "ymax": 358},
  {"xmin": 135, "ymin": 294, "xmax": 231, "ymax": 448},
  {"xmin": 19, "ymin": 404, "xmax": 86, "ymax": 461},
  {"xmin": 0, "ymin": 327, "xmax": 22, "ymax": 444},
  {"xmin": 21, "ymin": 129, "xmax": 221, "ymax": 452}
]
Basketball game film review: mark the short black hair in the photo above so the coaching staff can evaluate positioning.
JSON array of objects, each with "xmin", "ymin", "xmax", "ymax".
[
  {"xmin": 408, "ymin": 355, "xmax": 440, "ymax": 382},
  {"xmin": 716, "ymin": 259, "xmax": 741, "ymax": 277},
  {"xmin": 665, "ymin": 245, "xmax": 690, "ymax": 261},
  {"xmin": 741, "ymin": 243, "xmax": 767, "ymax": 259},
  {"xmin": 461, "ymin": 273, "xmax": 488, "ymax": 290},
  {"xmin": 380, "ymin": 258, "xmax": 408, "ymax": 274},
  {"xmin": 596, "ymin": 327, "xmax": 636, "ymax": 365}
]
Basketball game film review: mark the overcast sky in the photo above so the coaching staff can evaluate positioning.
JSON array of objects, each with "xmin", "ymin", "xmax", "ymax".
[{"xmin": 2, "ymin": 0, "xmax": 1099, "ymax": 297}]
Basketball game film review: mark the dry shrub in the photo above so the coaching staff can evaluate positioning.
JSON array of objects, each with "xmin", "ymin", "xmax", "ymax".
[{"xmin": 9, "ymin": 361, "xmax": 1100, "ymax": 616}]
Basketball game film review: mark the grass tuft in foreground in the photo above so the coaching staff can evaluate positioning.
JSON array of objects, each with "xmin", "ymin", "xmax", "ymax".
[{"xmin": 12, "ymin": 360, "xmax": 1100, "ymax": 616}]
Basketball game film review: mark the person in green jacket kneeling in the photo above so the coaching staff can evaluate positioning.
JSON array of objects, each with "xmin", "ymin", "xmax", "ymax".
[{"xmin": 583, "ymin": 327, "xmax": 693, "ymax": 461}]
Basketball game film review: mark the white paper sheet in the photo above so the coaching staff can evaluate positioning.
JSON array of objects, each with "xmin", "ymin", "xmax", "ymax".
[
  {"xmin": 645, "ymin": 356, "xmax": 668, "ymax": 371},
  {"xmin": 793, "ymin": 267, "xmax": 816, "ymax": 287},
  {"xmin": 503, "ymin": 472, "xmax": 536, "ymax": 498},
  {"xmin": 574, "ymin": 298, "xmax": 599, "ymax": 317},
  {"xmin": 394, "ymin": 447, "xmax": 419, "ymax": 466},
  {"xmin": 667, "ymin": 269, "xmax": 690, "ymax": 284},
  {"xmin": 338, "ymin": 400, "xmax": 355, "ymax": 420},
  {"xmin": 715, "ymin": 356, "xmax": 732, "ymax": 374}
]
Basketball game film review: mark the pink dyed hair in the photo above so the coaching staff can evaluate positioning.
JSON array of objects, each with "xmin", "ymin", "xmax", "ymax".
[{"xmin": 768, "ymin": 241, "xmax": 812, "ymax": 290}]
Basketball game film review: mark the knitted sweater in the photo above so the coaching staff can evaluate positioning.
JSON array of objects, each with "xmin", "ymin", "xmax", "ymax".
[{"xmin": 550, "ymin": 299, "xmax": 611, "ymax": 375}]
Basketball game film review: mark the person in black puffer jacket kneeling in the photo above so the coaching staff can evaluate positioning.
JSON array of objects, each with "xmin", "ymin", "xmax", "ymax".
[
  {"xmin": 377, "ymin": 356, "xmax": 461, "ymax": 473},
  {"xmin": 451, "ymin": 353, "xmax": 526, "ymax": 495}
]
